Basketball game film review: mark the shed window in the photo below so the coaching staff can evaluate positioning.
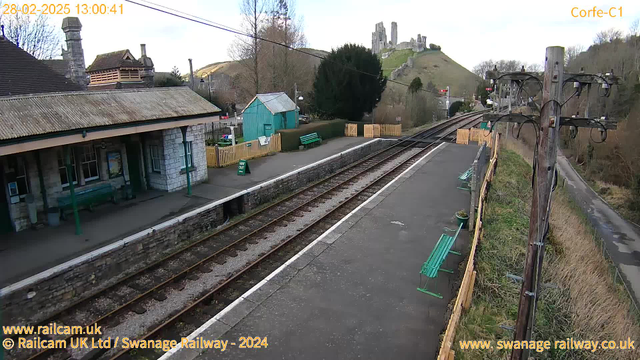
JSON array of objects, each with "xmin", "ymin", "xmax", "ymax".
[
  {"xmin": 150, "ymin": 145, "xmax": 162, "ymax": 173},
  {"xmin": 178, "ymin": 142, "xmax": 193, "ymax": 169},
  {"xmin": 57, "ymin": 150, "xmax": 78, "ymax": 187},
  {"xmin": 79, "ymin": 145, "xmax": 99, "ymax": 181}
]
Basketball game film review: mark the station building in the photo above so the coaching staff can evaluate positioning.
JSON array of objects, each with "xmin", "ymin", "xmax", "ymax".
[{"xmin": 0, "ymin": 34, "xmax": 220, "ymax": 234}]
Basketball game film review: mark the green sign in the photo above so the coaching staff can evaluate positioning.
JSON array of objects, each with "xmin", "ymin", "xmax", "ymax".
[{"xmin": 237, "ymin": 159, "xmax": 251, "ymax": 176}]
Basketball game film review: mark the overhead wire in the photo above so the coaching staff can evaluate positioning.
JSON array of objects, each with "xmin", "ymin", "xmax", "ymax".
[{"xmin": 125, "ymin": 0, "xmax": 444, "ymax": 96}]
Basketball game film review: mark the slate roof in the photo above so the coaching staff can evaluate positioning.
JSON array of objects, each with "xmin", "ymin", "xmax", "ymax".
[
  {"xmin": 243, "ymin": 92, "xmax": 296, "ymax": 115},
  {"xmin": 0, "ymin": 36, "xmax": 83, "ymax": 97},
  {"xmin": 86, "ymin": 50, "xmax": 144, "ymax": 72},
  {"xmin": 0, "ymin": 87, "xmax": 221, "ymax": 141},
  {"xmin": 41, "ymin": 59, "xmax": 69, "ymax": 76}
]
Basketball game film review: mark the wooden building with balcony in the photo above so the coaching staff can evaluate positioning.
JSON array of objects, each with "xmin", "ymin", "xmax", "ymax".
[{"xmin": 86, "ymin": 45, "xmax": 154, "ymax": 90}]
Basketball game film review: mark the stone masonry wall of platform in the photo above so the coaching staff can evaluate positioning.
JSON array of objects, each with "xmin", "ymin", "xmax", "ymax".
[{"xmin": 0, "ymin": 139, "xmax": 393, "ymax": 325}]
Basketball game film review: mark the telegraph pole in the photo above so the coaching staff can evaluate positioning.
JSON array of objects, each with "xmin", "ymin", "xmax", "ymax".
[{"xmin": 510, "ymin": 46, "xmax": 564, "ymax": 360}]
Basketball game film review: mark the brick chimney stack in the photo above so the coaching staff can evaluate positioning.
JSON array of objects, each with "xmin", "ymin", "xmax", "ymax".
[{"xmin": 61, "ymin": 17, "xmax": 87, "ymax": 88}]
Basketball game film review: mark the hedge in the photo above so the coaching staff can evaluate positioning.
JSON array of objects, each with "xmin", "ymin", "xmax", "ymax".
[{"xmin": 278, "ymin": 120, "xmax": 346, "ymax": 151}]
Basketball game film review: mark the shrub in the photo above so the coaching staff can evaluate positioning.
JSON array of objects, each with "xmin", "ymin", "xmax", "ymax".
[{"xmin": 278, "ymin": 120, "xmax": 346, "ymax": 151}]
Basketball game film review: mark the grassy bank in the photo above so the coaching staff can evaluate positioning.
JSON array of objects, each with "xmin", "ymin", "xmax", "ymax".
[{"xmin": 453, "ymin": 144, "xmax": 640, "ymax": 360}]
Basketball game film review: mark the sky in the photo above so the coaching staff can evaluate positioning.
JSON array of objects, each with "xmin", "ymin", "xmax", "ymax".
[{"xmin": 13, "ymin": 0, "xmax": 640, "ymax": 74}]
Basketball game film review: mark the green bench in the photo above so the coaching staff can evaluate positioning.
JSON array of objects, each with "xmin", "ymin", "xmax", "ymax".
[
  {"xmin": 458, "ymin": 166, "xmax": 473, "ymax": 191},
  {"xmin": 417, "ymin": 223, "xmax": 464, "ymax": 298},
  {"xmin": 300, "ymin": 133, "xmax": 322, "ymax": 147},
  {"xmin": 57, "ymin": 183, "xmax": 116, "ymax": 219}
]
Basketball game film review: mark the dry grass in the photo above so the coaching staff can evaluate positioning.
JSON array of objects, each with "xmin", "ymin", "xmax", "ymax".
[
  {"xmin": 455, "ymin": 141, "xmax": 640, "ymax": 359},
  {"xmin": 548, "ymin": 192, "xmax": 640, "ymax": 359}
]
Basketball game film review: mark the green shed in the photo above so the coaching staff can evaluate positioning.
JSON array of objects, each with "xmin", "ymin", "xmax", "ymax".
[{"xmin": 242, "ymin": 92, "xmax": 298, "ymax": 142}]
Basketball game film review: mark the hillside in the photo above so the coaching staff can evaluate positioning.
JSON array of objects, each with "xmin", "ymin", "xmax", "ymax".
[
  {"xmin": 387, "ymin": 50, "xmax": 482, "ymax": 98},
  {"xmin": 376, "ymin": 50, "xmax": 483, "ymax": 124},
  {"xmin": 194, "ymin": 47, "xmax": 329, "ymax": 79}
]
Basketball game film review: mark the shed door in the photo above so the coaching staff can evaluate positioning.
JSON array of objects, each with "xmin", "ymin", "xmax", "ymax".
[{"xmin": 264, "ymin": 123, "xmax": 273, "ymax": 137}]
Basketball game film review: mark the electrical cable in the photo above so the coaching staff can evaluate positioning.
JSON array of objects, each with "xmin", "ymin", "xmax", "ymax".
[{"xmin": 125, "ymin": 0, "xmax": 443, "ymax": 96}]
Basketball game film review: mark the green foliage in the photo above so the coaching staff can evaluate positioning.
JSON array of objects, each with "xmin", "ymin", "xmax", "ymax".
[
  {"xmin": 277, "ymin": 120, "xmax": 346, "ymax": 151},
  {"xmin": 155, "ymin": 66, "xmax": 184, "ymax": 87},
  {"xmin": 455, "ymin": 150, "xmax": 574, "ymax": 359},
  {"xmin": 408, "ymin": 77, "xmax": 423, "ymax": 94},
  {"xmin": 381, "ymin": 49, "xmax": 414, "ymax": 77},
  {"xmin": 476, "ymin": 82, "xmax": 490, "ymax": 106},
  {"xmin": 428, "ymin": 43, "xmax": 441, "ymax": 50},
  {"xmin": 312, "ymin": 44, "xmax": 387, "ymax": 121},
  {"xmin": 449, "ymin": 101, "xmax": 464, "ymax": 116}
]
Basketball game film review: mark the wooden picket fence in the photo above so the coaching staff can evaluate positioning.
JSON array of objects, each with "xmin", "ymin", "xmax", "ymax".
[
  {"xmin": 380, "ymin": 124, "xmax": 402, "ymax": 136},
  {"xmin": 206, "ymin": 133, "xmax": 281, "ymax": 168},
  {"xmin": 437, "ymin": 134, "xmax": 500, "ymax": 360},
  {"xmin": 456, "ymin": 129, "xmax": 470, "ymax": 145},
  {"xmin": 364, "ymin": 124, "xmax": 381, "ymax": 138},
  {"xmin": 345, "ymin": 123, "xmax": 358, "ymax": 137}
]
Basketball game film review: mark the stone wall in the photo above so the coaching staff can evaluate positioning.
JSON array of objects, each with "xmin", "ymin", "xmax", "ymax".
[
  {"xmin": 0, "ymin": 139, "xmax": 393, "ymax": 325},
  {"xmin": 163, "ymin": 125, "xmax": 208, "ymax": 192}
]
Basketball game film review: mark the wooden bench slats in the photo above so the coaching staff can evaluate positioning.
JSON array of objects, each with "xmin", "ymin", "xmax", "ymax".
[
  {"xmin": 300, "ymin": 132, "xmax": 322, "ymax": 146},
  {"xmin": 418, "ymin": 223, "xmax": 464, "ymax": 298},
  {"xmin": 57, "ymin": 183, "xmax": 115, "ymax": 218}
]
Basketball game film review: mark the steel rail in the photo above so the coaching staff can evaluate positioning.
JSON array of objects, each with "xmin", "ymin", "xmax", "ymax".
[
  {"xmin": 106, "ymin": 113, "xmax": 485, "ymax": 360},
  {"xmin": 14, "ymin": 112, "xmax": 482, "ymax": 360}
]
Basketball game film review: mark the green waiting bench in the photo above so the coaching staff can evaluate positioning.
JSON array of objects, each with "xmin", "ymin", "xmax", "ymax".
[
  {"xmin": 458, "ymin": 166, "xmax": 473, "ymax": 191},
  {"xmin": 417, "ymin": 223, "xmax": 463, "ymax": 298},
  {"xmin": 57, "ymin": 183, "xmax": 116, "ymax": 219},
  {"xmin": 300, "ymin": 133, "xmax": 322, "ymax": 148}
]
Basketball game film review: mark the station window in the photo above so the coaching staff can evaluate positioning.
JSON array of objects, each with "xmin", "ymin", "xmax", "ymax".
[
  {"xmin": 6, "ymin": 156, "xmax": 30, "ymax": 200},
  {"xmin": 57, "ymin": 150, "xmax": 78, "ymax": 187},
  {"xmin": 178, "ymin": 141, "xmax": 193, "ymax": 169},
  {"xmin": 150, "ymin": 145, "xmax": 162, "ymax": 173},
  {"xmin": 79, "ymin": 145, "xmax": 100, "ymax": 181}
]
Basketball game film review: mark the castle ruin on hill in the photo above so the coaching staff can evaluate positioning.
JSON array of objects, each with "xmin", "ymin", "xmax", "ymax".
[{"xmin": 371, "ymin": 21, "xmax": 426, "ymax": 55}]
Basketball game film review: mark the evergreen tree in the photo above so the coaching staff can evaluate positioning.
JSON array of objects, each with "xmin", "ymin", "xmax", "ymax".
[{"xmin": 312, "ymin": 44, "xmax": 387, "ymax": 121}]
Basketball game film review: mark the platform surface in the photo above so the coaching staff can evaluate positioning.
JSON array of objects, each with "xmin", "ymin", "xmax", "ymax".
[
  {"xmin": 180, "ymin": 143, "xmax": 479, "ymax": 360},
  {"xmin": 0, "ymin": 137, "xmax": 371, "ymax": 286}
]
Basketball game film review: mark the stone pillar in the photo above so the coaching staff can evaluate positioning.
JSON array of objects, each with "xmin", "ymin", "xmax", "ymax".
[
  {"xmin": 391, "ymin": 22, "xmax": 397, "ymax": 47},
  {"xmin": 61, "ymin": 17, "xmax": 87, "ymax": 88}
]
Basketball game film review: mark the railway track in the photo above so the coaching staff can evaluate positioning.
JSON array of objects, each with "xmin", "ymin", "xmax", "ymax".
[{"xmin": 6, "ymin": 112, "xmax": 484, "ymax": 360}]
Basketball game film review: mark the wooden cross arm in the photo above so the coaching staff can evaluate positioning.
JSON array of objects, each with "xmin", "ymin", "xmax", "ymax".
[{"xmin": 483, "ymin": 113, "xmax": 617, "ymax": 130}]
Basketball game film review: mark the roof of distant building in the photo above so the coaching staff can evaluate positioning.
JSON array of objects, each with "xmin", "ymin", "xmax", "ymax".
[
  {"xmin": 243, "ymin": 92, "xmax": 297, "ymax": 115},
  {"xmin": 86, "ymin": 49, "xmax": 144, "ymax": 72},
  {"xmin": 0, "ymin": 87, "xmax": 221, "ymax": 141},
  {"xmin": 0, "ymin": 36, "xmax": 83, "ymax": 97}
]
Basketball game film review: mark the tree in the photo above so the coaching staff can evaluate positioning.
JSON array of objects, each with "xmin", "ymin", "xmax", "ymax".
[
  {"xmin": 0, "ymin": 9, "xmax": 61, "ymax": 59},
  {"xmin": 228, "ymin": 0, "xmax": 268, "ymax": 96},
  {"xmin": 155, "ymin": 66, "xmax": 184, "ymax": 87},
  {"xmin": 260, "ymin": 0, "xmax": 307, "ymax": 98},
  {"xmin": 564, "ymin": 45, "xmax": 584, "ymax": 66},
  {"xmin": 408, "ymin": 77, "xmax": 423, "ymax": 94},
  {"xmin": 475, "ymin": 82, "xmax": 490, "ymax": 106},
  {"xmin": 429, "ymin": 43, "xmax": 441, "ymax": 50},
  {"xmin": 472, "ymin": 60, "xmax": 494, "ymax": 78},
  {"xmin": 594, "ymin": 28, "xmax": 623, "ymax": 44},
  {"xmin": 312, "ymin": 44, "xmax": 387, "ymax": 121}
]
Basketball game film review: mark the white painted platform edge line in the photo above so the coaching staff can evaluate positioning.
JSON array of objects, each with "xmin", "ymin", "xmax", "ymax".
[
  {"xmin": 157, "ymin": 142, "xmax": 446, "ymax": 360},
  {"xmin": 1, "ymin": 139, "xmax": 383, "ymax": 297}
]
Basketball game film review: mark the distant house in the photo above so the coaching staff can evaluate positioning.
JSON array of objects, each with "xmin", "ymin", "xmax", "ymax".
[
  {"xmin": 86, "ymin": 46, "xmax": 154, "ymax": 90},
  {"xmin": 242, "ymin": 92, "xmax": 298, "ymax": 141}
]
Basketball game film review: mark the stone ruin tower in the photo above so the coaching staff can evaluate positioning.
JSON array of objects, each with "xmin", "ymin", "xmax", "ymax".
[
  {"xmin": 61, "ymin": 17, "xmax": 88, "ymax": 88},
  {"xmin": 391, "ymin": 22, "xmax": 397, "ymax": 47},
  {"xmin": 371, "ymin": 22, "xmax": 387, "ymax": 54}
]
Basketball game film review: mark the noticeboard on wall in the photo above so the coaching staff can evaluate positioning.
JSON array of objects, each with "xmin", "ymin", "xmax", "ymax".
[{"xmin": 107, "ymin": 151, "xmax": 123, "ymax": 179}]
